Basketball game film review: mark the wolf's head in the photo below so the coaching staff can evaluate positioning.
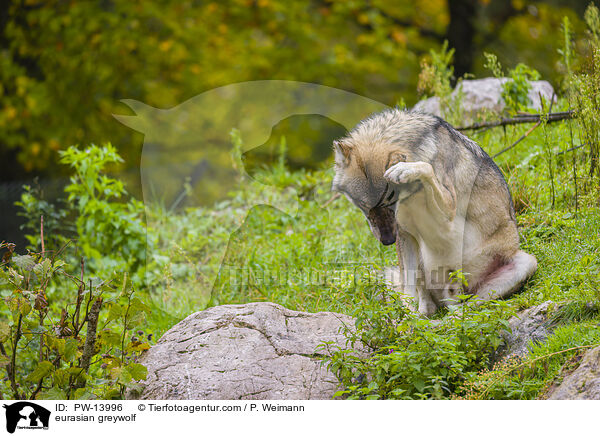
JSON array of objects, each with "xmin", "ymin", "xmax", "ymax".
[
  {"xmin": 331, "ymin": 110, "xmax": 433, "ymax": 246},
  {"xmin": 331, "ymin": 137, "xmax": 415, "ymax": 246}
]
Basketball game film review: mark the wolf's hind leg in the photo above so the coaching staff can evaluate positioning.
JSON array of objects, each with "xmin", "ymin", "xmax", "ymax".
[{"xmin": 474, "ymin": 250, "xmax": 537, "ymax": 300}]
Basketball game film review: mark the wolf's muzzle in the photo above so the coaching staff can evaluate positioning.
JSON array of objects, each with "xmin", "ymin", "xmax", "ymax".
[{"xmin": 367, "ymin": 206, "xmax": 397, "ymax": 245}]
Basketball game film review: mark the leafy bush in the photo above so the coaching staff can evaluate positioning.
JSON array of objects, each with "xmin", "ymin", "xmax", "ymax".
[
  {"xmin": 1, "ymin": 144, "xmax": 156, "ymax": 399},
  {"xmin": 0, "ymin": 242, "xmax": 150, "ymax": 400},
  {"xmin": 59, "ymin": 145, "xmax": 147, "ymax": 275},
  {"xmin": 321, "ymin": 285, "xmax": 514, "ymax": 400},
  {"xmin": 18, "ymin": 144, "xmax": 150, "ymax": 288}
]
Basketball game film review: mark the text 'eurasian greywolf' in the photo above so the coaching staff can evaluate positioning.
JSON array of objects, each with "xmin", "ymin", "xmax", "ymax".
[{"xmin": 332, "ymin": 109, "xmax": 537, "ymax": 316}]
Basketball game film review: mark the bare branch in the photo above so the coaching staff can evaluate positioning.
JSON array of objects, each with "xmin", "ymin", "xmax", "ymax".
[
  {"xmin": 493, "ymin": 121, "xmax": 542, "ymax": 158},
  {"xmin": 456, "ymin": 111, "xmax": 575, "ymax": 131}
]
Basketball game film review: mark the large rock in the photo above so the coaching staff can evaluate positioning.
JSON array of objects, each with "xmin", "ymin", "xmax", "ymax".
[
  {"xmin": 548, "ymin": 346, "xmax": 600, "ymax": 400},
  {"xmin": 412, "ymin": 77, "xmax": 556, "ymax": 120},
  {"xmin": 128, "ymin": 302, "xmax": 355, "ymax": 400}
]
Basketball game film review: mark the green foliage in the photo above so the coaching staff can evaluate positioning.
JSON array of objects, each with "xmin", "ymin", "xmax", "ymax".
[
  {"xmin": 417, "ymin": 40, "xmax": 455, "ymax": 100},
  {"xmin": 16, "ymin": 184, "xmax": 72, "ymax": 253},
  {"xmin": 59, "ymin": 144, "xmax": 147, "ymax": 276},
  {"xmin": 584, "ymin": 3, "xmax": 600, "ymax": 49},
  {"xmin": 0, "ymin": 243, "xmax": 150, "ymax": 400},
  {"xmin": 502, "ymin": 64, "xmax": 541, "ymax": 114},
  {"xmin": 481, "ymin": 52, "xmax": 514, "ymax": 121},
  {"xmin": 321, "ymin": 287, "xmax": 514, "ymax": 400},
  {"xmin": 483, "ymin": 52, "xmax": 503, "ymax": 79},
  {"xmin": 0, "ymin": 0, "xmax": 444, "ymax": 176},
  {"xmin": 2, "ymin": 1, "xmax": 590, "ymax": 180},
  {"xmin": 417, "ymin": 41, "xmax": 464, "ymax": 123},
  {"xmin": 571, "ymin": 46, "xmax": 600, "ymax": 178},
  {"xmin": 19, "ymin": 144, "xmax": 149, "ymax": 287}
]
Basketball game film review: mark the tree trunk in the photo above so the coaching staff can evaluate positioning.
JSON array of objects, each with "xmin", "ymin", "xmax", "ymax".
[{"xmin": 445, "ymin": 0, "xmax": 478, "ymax": 80}]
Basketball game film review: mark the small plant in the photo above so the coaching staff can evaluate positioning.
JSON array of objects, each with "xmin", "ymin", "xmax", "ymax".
[
  {"xmin": 417, "ymin": 41, "xmax": 463, "ymax": 124},
  {"xmin": 16, "ymin": 184, "xmax": 72, "ymax": 254},
  {"xmin": 483, "ymin": 52, "xmax": 503, "ymax": 79},
  {"xmin": 585, "ymin": 3, "xmax": 600, "ymax": 50},
  {"xmin": 483, "ymin": 53, "xmax": 542, "ymax": 114},
  {"xmin": 229, "ymin": 128, "xmax": 245, "ymax": 181},
  {"xmin": 417, "ymin": 40, "xmax": 454, "ymax": 101}
]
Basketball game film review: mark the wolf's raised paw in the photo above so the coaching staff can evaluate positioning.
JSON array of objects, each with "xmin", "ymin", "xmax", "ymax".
[{"xmin": 384, "ymin": 161, "xmax": 431, "ymax": 185}]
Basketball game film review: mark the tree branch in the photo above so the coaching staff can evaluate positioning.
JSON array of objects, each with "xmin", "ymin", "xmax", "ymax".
[
  {"xmin": 492, "ymin": 120, "xmax": 541, "ymax": 158},
  {"xmin": 456, "ymin": 111, "xmax": 575, "ymax": 131}
]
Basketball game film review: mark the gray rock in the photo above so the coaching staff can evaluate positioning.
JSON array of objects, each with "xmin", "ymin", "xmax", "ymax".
[
  {"xmin": 548, "ymin": 346, "xmax": 600, "ymax": 400},
  {"xmin": 128, "ymin": 302, "xmax": 355, "ymax": 400},
  {"xmin": 412, "ymin": 77, "xmax": 556, "ymax": 120},
  {"xmin": 495, "ymin": 301, "xmax": 555, "ymax": 361}
]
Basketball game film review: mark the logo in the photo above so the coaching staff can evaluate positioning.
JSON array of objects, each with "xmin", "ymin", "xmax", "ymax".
[{"xmin": 2, "ymin": 402, "xmax": 50, "ymax": 433}]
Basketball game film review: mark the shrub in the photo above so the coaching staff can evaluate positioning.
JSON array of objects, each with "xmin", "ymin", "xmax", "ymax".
[
  {"xmin": 0, "ymin": 242, "xmax": 150, "ymax": 400},
  {"xmin": 18, "ymin": 144, "xmax": 150, "ymax": 287},
  {"xmin": 321, "ymin": 285, "xmax": 514, "ymax": 400}
]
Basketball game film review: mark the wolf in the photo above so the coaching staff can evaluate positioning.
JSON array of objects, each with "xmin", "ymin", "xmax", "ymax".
[{"xmin": 332, "ymin": 109, "xmax": 537, "ymax": 316}]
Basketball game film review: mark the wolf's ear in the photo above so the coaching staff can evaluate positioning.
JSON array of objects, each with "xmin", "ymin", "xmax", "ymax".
[
  {"xmin": 333, "ymin": 140, "xmax": 352, "ymax": 161},
  {"xmin": 388, "ymin": 151, "xmax": 407, "ymax": 168}
]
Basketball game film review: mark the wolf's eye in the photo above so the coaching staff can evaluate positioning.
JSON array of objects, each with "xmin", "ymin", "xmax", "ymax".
[
  {"xmin": 388, "ymin": 151, "xmax": 407, "ymax": 167},
  {"xmin": 386, "ymin": 191, "xmax": 395, "ymax": 202}
]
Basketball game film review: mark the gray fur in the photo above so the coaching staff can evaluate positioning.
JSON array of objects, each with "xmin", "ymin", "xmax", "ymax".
[{"xmin": 333, "ymin": 109, "xmax": 537, "ymax": 316}]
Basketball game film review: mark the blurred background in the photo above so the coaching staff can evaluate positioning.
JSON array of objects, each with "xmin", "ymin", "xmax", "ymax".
[{"xmin": 0, "ymin": 0, "xmax": 596, "ymax": 245}]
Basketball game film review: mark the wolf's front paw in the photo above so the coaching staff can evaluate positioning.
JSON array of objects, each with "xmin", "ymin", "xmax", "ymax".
[{"xmin": 384, "ymin": 162, "xmax": 432, "ymax": 185}]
